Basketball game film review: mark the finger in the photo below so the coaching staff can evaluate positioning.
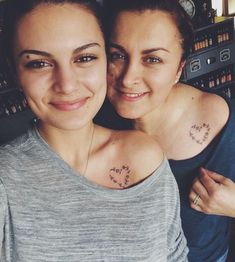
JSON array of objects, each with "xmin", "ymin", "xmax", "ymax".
[
  {"xmin": 202, "ymin": 168, "xmax": 231, "ymax": 185},
  {"xmin": 189, "ymin": 191, "xmax": 202, "ymax": 210},
  {"xmin": 189, "ymin": 189, "xmax": 198, "ymax": 203},
  {"xmin": 191, "ymin": 204, "xmax": 202, "ymax": 213},
  {"xmin": 199, "ymin": 168, "xmax": 220, "ymax": 194},
  {"xmin": 190, "ymin": 200, "xmax": 211, "ymax": 215},
  {"xmin": 189, "ymin": 191, "xmax": 211, "ymax": 214},
  {"xmin": 189, "ymin": 189, "xmax": 203, "ymax": 207},
  {"xmin": 191, "ymin": 178, "xmax": 208, "ymax": 199},
  {"xmin": 190, "ymin": 201, "xmax": 202, "ymax": 212}
]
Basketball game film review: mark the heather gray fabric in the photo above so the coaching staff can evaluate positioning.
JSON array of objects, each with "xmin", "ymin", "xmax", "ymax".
[{"xmin": 0, "ymin": 127, "xmax": 188, "ymax": 261}]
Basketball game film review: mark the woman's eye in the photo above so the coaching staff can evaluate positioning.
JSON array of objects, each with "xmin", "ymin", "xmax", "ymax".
[
  {"xmin": 76, "ymin": 55, "xmax": 97, "ymax": 63},
  {"xmin": 108, "ymin": 52, "xmax": 126, "ymax": 62},
  {"xmin": 25, "ymin": 60, "xmax": 52, "ymax": 69},
  {"xmin": 143, "ymin": 57, "xmax": 162, "ymax": 63}
]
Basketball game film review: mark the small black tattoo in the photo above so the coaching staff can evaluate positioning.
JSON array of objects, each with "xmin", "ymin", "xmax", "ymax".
[
  {"xmin": 189, "ymin": 123, "xmax": 210, "ymax": 145},
  {"xmin": 109, "ymin": 165, "xmax": 131, "ymax": 188}
]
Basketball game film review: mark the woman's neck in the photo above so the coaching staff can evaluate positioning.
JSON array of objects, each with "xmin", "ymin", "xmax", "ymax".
[
  {"xmin": 133, "ymin": 99, "xmax": 176, "ymax": 137},
  {"xmin": 133, "ymin": 84, "xmax": 191, "ymax": 137},
  {"xmin": 37, "ymin": 121, "xmax": 95, "ymax": 172}
]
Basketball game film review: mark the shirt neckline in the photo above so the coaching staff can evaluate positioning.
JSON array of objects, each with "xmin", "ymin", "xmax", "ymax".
[
  {"xmin": 169, "ymin": 96, "xmax": 232, "ymax": 164},
  {"xmin": 30, "ymin": 126, "xmax": 169, "ymax": 199}
]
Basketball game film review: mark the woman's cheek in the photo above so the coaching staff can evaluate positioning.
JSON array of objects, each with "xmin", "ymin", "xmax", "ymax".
[
  {"xmin": 108, "ymin": 63, "xmax": 121, "ymax": 88},
  {"xmin": 107, "ymin": 71, "xmax": 116, "ymax": 91}
]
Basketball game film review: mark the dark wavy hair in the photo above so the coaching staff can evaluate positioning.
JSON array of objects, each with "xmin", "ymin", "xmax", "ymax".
[{"xmin": 103, "ymin": 0, "xmax": 194, "ymax": 61}]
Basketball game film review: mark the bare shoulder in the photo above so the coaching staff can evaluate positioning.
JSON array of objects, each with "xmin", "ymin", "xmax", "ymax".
[
  {"xmin": 199, "ymin": 91, "xmax": 229, "ymax": 129},
  {"xmin": 179, "ymin": 83, "xmax": 229, "ymax": 129},
  {"xmin": 120, "ymin": 129, "xmax": 163, "ymax": 157},
  {"xmin": 89, "ymin": 126, "xmax": 166, "ymax": 189},
  {"xmin": 111, "ymin": 129, "xmax": 164, "ymax": 180}
]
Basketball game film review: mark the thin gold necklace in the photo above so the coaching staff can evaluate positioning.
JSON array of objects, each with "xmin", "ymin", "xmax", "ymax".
[{"xmin": 82, "ymin": 123, "xmax": 95, "ymax": 177}]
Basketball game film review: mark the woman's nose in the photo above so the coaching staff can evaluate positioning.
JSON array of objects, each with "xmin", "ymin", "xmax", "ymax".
[
  {"xmin": 121, "ymin": 61, "xmax": 142, "ymax": 89},
  {"xmin": 52, "ymin": 65, "xmax": 78, "ymax": 94}
]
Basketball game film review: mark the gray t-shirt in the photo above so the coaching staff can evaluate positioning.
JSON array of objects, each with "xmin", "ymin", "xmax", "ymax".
[{"xmin": 0, "ymin": 128, "xmax": 188, "ymax": 261}]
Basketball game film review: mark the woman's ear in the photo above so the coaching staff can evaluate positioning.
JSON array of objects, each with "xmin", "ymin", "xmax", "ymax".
[{"xmin": 175, "ymin": 60, "xmax": 186, "ymax": 84}]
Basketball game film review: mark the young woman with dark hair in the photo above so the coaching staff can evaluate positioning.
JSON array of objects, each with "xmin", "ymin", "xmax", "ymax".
[
  {"xmin": 0, "ymin": 0, "xmax": 188, "ymax": 260},
  {"xmin": 103, "ymin": 0, "xmax": 235, "ymax": 261}
]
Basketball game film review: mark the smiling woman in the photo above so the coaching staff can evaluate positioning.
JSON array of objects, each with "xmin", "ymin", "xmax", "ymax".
[
  {"xmin": 102, "ymin": 0, "xmax": 235, "ymax": 261},
  {"xmin": 0, "ymin": 0, "xmax": 188, "ymax": 261},
  {"xmin": 13, "ymin": 3, "xmax": 106, "ymax": 132}
]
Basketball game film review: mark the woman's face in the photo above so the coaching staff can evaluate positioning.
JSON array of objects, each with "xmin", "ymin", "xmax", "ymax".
[
  {"xmin": 107, "ymin": 10, "xmax": 184, "ymax": 119},
  {"xmin": 14, "ymin": 3, "xmax": 107, "ymax": 131}
]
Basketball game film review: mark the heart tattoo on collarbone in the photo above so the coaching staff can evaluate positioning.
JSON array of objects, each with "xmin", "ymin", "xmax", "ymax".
[
  {"xmin": 189, "ymin": 123, "xmax": 210, "ymax": 145},
  {"xmin": 109, "ymin": 165, "xmax": 131, "ymax": 189}
]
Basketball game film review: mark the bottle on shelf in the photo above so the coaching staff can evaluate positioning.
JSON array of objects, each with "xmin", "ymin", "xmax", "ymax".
[
  {"xmin": 208, "ymin": 76, "xmax": 215, "ymax": 88},
  {"xmin": 208, "ymin": 33, "xmax": 213, "ymax": 47},
  {"xmin": 226, "ymin": 69, "xmax": 232, "ymax": 82},
  {"xmin": 220, "ymin": 70, "xmax": 226, "ymax": 84}
]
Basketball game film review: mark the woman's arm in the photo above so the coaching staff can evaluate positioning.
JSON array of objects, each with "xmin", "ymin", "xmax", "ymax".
[{"xmin": 189, "ymin": 168, "xmax": 235, "ymax": 217}]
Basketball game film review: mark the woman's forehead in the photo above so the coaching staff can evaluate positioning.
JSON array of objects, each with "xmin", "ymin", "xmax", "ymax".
[{"xmin": 111, "ymin": 10, "xmax": 182, "ymax": 45}]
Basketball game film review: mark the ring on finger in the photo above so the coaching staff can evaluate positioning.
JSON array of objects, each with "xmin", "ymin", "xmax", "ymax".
[{"xmin": 193, "ymin": 194, "xmax": 200, "ymax": 206}]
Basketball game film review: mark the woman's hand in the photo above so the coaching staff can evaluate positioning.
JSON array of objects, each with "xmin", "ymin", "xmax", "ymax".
[{"xmin": 189, "ymin": 168, "xmax": 235, "ymax": 217}]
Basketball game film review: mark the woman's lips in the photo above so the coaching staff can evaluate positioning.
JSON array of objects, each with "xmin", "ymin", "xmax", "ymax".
[
  {"xmin": 119, "ymin": 91, "xmax": 147, "ymax": 102},
  {"xmin": 50, "ymin": 98, "xmax": 88, "ymax": 111}
]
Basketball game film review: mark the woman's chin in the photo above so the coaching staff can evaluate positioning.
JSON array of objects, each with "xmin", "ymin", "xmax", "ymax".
[{"xmin": 116, "ymin": 108, "xmax": 141, "ymax": 120}]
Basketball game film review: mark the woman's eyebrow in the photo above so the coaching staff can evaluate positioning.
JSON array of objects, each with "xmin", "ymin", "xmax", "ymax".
[
  {"xmin": 109, "ymin": 43, "xmax": 169, "ymax": 55},
  {"xmin": 72, "ymin": 43, "xmax": 101, "ymax": 54},
  {"xmin": 18, "ymin": 43, "xmax": 101, "ymax": 58},
  {"xmin": 142, "ymin": 48, "xmax": 170, "ymax": 55},
  {"xmin": 18, "ymin": 49, "xmax": 52, "ymax": 58}
]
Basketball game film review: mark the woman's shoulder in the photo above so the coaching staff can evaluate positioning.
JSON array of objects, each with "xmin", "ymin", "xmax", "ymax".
[
  {"xmin": 198, "ymin": 89, "xmax": 229, "ymax": 129},
  {"xmin": 179, "ymin": 83, "xmax": 229, "ymax": 129},
  {"xmin": 0, "ymin": 130, "xmax": 34, "ymax": 166},
  {"xmin": 105, "ymin": 128, "xmax": 165, "ymax": 181},
  {"xmin": 118, "ymin": 128, "xmax": 163, "ymax": 154}
]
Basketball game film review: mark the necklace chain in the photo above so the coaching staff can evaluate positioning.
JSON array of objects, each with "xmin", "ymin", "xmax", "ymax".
[{"xmin": 82, "ymin": 123, "xmax": 95, "ymax": 177}]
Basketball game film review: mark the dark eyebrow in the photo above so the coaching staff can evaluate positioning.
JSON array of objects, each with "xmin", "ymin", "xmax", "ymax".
[
  {"xmin": 109, "ymin": 43, "xmax": 169, "ymax": 55},
  {"xmin": 142, "ymin": 48, "xmax": 170, "ymax": 55},
  {"xmin": 18, "ymin": 49, "xmax": 52, "ymax": 58},
  {"xmin": 73, "ymin": 43, "xmax": 101, "ymax": 54},
  {"xmin": 18, "ymin": 43, "xmax": 101, "ymax": 58}
]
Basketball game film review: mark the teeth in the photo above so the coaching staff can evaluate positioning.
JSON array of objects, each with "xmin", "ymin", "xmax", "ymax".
[{"xmin": 125, "ymin": 93, "xmax": 144, "ymax": 98}]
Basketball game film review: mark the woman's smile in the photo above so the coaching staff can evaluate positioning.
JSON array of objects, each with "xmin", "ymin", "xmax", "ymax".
[
  {"xmin": 118, "ymin": 90, "xmax": 149, "ymax": 102},
  {"xmin": 49, "ymin": 97, "xmax": 89, "ymax": 111}
]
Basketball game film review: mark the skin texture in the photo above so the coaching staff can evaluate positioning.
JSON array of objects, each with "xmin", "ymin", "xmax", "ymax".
[
  {"xmin": 107, "ymin": 9, "xmax": 235, "ymax": 217},
  {"xmin": 14, "ymin": 4, "xmax": 107, "ymax": 133},
  {"xmin": 0, "ymin": 5, "xmax": 189, "ymax": 260},
  {"xmin": 107, "ymin": 10, "xmax": 184, "ymax": 120},
  {"xmin": 190, "ymin": 168, "xmax": 235, "ymax": 217},
  {"xmin": 12, "ymin": 3, "xmax": 163, "ymax": 189},
  {"xmin": 107, "ymin": 10, "xmax": 228, "ymax": 159}
]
